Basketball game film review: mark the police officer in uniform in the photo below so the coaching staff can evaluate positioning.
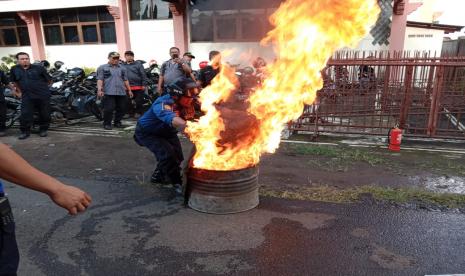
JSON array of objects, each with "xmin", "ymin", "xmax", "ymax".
[
  {"xmin": 0, "ymin": 69, "xmax": 10, "ymax": 137},
  {"xmin": 158, "ymin": 47, "xmax": 192, "ymax": 95},
  {"xmin": 97, "ymin": 52, "xmax": 133, "ymax": 130},
  {"xmin": 122, "ymin": 50, "xmax": 147, "ymax": 118},
  {"xmin": 0, "ymin": 142, "xmax": 91, "ymax": 274},
  {"xmin": 10, "ymin": 52, "xmax": 52, "ymax": 139},
  {"xmin": 134, "ymin": 78, "xmax": 198, "ymax": 195},
  {"xmin": 197, "ymin": 50, "xmax": 221, "ymax": 89}
]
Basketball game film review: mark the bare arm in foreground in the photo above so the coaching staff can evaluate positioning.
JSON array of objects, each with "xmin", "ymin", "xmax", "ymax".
[{"xmin": 0, "ymin": 143, "xmax": 92, "ymax": 215}]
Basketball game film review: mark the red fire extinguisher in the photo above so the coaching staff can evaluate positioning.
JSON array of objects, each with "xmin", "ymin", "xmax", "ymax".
[{"xmin": 388, "ymin": 126, "xmax": 403, "ymax": 151}]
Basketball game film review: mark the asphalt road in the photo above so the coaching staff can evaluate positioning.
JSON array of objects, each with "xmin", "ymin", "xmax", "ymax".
[
  {"xmin": 1, "ymin": 125, "xmax": 465, "ymax": 275},
  {"xmin": 5, "ymin": 176, "xmax": 465, "ymax": 276}
]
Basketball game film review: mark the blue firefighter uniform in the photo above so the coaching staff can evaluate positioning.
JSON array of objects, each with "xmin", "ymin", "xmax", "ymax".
[{"xmin": 134, "ymin": 94, "xmax": 184, "ymax": 185}]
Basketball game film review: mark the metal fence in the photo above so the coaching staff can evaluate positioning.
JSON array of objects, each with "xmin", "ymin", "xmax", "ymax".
[
  {"xmin": 442, "ymin": 38, "xmax": 465, "ymax": 57},
  {"xmin": 290, "ymin": 51, "xmax": 465, "ymax": 139}
]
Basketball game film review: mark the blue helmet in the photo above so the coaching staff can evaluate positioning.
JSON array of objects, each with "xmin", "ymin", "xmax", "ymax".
[{"xmin": 166, "ymin": 77, "xmax": 198, "ymax": 97}]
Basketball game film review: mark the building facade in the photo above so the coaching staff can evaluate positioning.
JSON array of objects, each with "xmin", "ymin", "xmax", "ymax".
[{"xmin": 0, "ymin": 0, "xmax": 463, "ymax": 69}]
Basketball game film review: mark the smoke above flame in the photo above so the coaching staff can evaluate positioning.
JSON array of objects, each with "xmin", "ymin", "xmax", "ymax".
[{"xmin": 186, "ymin": 0, "xmax": 380, "ymax": 170}]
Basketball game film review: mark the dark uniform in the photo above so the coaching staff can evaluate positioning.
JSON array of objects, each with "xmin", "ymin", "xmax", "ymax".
[
  {"xmin": 10, "ymin": 64, "xmax": 52, "ymax": 134},
  {"xmin": 134, "ymin": 93, "xmax": 184, "ymax": 185},
  {"xmin": 198, "ymin": 65, "xmax": 219, "ymax": 88},
  {"xmin": 0, "ymin": 70, "xmax": 9, "ymax": 133},
  {"xmin": 122, "ymin": 61, "xmax": 147, "ymax": 115},
  {"xmin": 0, "ymin": 180, "xmax": 20, "ymax": 275},
  {"xmin": 96, "ymin": 63, "xmax": 129, "ymax": 127}
]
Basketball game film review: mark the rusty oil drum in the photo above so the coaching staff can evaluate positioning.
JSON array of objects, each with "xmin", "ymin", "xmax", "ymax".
[{"xmin": 187, "ymin": 166, "xmax": 259, "ymax": 214}]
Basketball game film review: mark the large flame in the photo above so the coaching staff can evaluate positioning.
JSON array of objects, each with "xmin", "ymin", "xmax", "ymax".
[{"xmin": 186, "ymin": 0, "xmax": 380, "ymax": 170}]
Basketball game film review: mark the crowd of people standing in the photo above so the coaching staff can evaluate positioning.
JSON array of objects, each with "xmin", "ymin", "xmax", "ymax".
[{"xmin": 0, "ymin": 46, "xmax": 273, "ymax": 274}]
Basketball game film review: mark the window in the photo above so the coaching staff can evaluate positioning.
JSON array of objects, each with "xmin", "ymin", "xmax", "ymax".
[
  {"xmin": 41, "ymin": 7, "xmax": 116, "ymax": 45},
  {"xmin": 98, "ymin": 6, "xmax": 114, "ymax": 21},
  {"xmin": 190, "ymin": 0, "xmax": 282, "ymax": 42},
  {"xmin": 216, "ymin": 17, "xmax": 237, "ymax": 40},
  {"xmin": 44, "ymin": 25, "xmax": 63, "ymax": 45},
  {"xmin": 17, "ymin": 27, "xmax": 30, "ymax": 45},
  {"xmin": 41, "ymin": 10, "xmax": 59, "ymax": 24},
  {"xmin": 78, "ymin": 7, "xmax": 98, "ymax": 22},
  {"xmin": 1, "ymin": 29, "xmax": 18, "ymax": 45},
  {"xmin": 82, "ymin": 25, "xmax": 98, "ymax": 42},
  {"xmin": 241, "ymin": 10, "xmax": 268, "ymax": 40},
  {"xmin": 100, "ymin": 23, "xmax": 116, "ymax": 43},
  {"xmin": 129, "ymin": 0, "xmax": 172, "ymax": 20},
  {"xmin": 63, "ymin": 26, "xmax": 79, "ymax": 43},
  {"xmin": 60, "ymin": 9, "xmax": 78, "ymax": 23},
  {"xmin": 190, "ymin": 11, "xmax": 213, "ymax": 42},
  {"xmin": 0, "ymin": 13, "xmax": 30, "ymax": 47}
]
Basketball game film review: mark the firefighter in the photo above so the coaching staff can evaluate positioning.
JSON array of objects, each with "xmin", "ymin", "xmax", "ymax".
[{"xmin": 134, "ymin": 77, "xmax": 198, "ymax": 195}]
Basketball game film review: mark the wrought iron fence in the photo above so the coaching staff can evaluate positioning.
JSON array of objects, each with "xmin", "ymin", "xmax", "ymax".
[{"xmin": 289, "ymin": 51, "xmax": 465, "ymax": 139}]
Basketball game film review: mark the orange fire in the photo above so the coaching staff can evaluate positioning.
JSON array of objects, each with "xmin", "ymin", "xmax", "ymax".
[{"xmin": 186, "ymin": 0, "xmax": 380, "ymax": 170}]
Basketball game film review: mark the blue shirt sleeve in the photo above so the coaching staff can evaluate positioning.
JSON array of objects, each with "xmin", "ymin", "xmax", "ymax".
[
  {"xmin": 96, "ymin": 65, "xmax": 104, "ymax": 81},
  {"xmin": 152, "ymin": 95, "xmax": 176, "ymax": 126},
  {"xmin": 121, "ymin": 67, "xmax": 128, "ymax": 81},
  {"xmin": 0, "ymin": 179, "xmax": 4, "ymax": 196},
  {"xmin": 160, "ymin": 62, "xmax": 167, "ymax": 76},
  {"xmin": 139, "ymin": 63, "xmax": 148, "ymax": 85}
]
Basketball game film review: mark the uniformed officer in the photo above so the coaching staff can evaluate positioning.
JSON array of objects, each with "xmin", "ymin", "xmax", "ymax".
[
  {"xmin": 182, "ymin": 52, "xmax": 197, "ymax": 82},
  {"xmin": 10, "ymin": 52, "xmax": 52, "ymax": 140},
  {"xmin": 197, "ymin": 50, "xmax": 221, "ymax": 88},
  {"xmin": 97, "ymin": 52, "xmax": 133, "ymax": 130},
  {"xmin": 0, "ymin": 142, "xmax": 91, "ymax": 274},
  {"xmin": 158, "ymin": 47, "xmax": 192, "ymax": 95},
  {"xmin": 0, "ymin": 69, "xmax": 10, "ymax": 137},
  {"xmin": 134, "ymin": 78, "xmax": 198, "ymax": 195},
  {"xmin": 122, "ymin": 50, "xmax": 148, "ymax": 118}
]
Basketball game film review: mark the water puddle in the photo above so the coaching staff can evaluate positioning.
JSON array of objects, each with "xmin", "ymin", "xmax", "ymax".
[{"xmin": 411, "ymin": 176, "xmax": 465, "ymax": 194}]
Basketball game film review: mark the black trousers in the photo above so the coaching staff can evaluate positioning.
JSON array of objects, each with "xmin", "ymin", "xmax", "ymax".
[
  {"xmin": 103, "ymin": 95, "xmax": 127, "ymax": 126},
  {"xmin": 134, "ymin": 125, "xmax": 184, "ymax": 184},
  {"xmin": 0, "ymin": 95, "xmax": 6, "ymax": 131},
  {"xmin": 0, "ymin": 199, "xmax": 20, "ymax": 276},
  {"xmin": 20, "ymin": 97, "xmax": 51, "ymax": 132},
  {"xmin": 128, "ymin": 90, "xmax": 144, "ymax": 115}
]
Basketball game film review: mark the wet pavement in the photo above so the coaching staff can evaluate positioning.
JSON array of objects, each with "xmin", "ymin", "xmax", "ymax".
[
  {"xmin": 1, "ymin": 127, "xmax": 465, "ymax": 275},
  {"xmin": 5, "ymin": 177, "xmax": 465, "ymax": 276}
]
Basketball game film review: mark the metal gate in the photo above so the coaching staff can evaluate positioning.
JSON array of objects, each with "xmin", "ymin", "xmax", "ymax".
[{"xmin": 290, "ymin": 51, "xmax": 465, "ymax": 139}]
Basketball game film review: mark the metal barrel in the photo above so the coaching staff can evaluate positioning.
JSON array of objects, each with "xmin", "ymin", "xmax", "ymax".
[{"xmin": 187, "ymin": 166, "xmax": 259, "ymax": 214}]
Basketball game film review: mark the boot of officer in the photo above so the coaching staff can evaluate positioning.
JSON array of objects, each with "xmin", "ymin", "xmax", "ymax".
[
  {"xmin": 133, "ymin": 77, "xmax": 197, "ymax": 195},
  {"xmin": 151, "ymin": 164, "xmax": 165, "ymax": 184}
]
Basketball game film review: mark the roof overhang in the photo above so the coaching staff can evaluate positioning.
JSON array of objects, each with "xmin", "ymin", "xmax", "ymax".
[
  {"xmin": 0, "ymin": 0, "xmax": 119, "ymax": 12},
  {"xmin": 407, "ymin": 21, "xmax": 464, "ymax": 34}
]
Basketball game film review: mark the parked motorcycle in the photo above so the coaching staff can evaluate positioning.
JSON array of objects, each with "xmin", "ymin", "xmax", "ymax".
[{"xmin": 4, "ymin": 66, "xmax": 103, "ymax": 129}]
